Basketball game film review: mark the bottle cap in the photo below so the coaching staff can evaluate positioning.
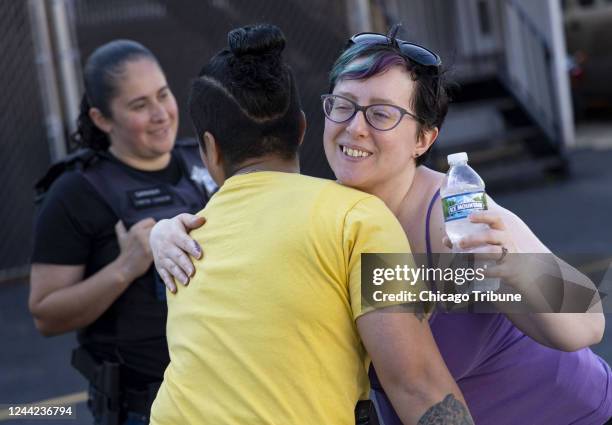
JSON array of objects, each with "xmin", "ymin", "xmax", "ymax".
[{"xmin": 447, "ymin": 152, "xmax": 468, "ymax": 166}]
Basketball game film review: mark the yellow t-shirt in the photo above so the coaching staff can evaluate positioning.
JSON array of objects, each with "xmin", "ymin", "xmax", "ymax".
[{"xmin": 151, "ymin": 172, "xmax": 412, "ymax": 425}]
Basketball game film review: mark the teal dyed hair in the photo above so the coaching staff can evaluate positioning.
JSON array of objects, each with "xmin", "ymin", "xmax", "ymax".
[{"xmin": 329, "ymin": 42, "xmax": 409, "ymax": 91}]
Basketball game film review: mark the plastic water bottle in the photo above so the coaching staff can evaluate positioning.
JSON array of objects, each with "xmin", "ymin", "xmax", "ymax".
[
  {"xmin": 440, "ymin": 152, "xmax": 488, "ymax": 246},
  {"xmin": 440, "ymin": 152, "xmax": 498, "ymax": 291}
]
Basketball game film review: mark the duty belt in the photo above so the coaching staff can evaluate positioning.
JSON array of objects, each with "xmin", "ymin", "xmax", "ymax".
[{"xmin": 71, "ymin": 347, "xmax": 160, "ymax": 421}]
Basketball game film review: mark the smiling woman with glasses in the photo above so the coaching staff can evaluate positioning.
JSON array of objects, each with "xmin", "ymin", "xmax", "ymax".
[
  {"xmin": 321, "ymin": 24, "xmax": 611, "ymax": 425},
  {"xmin": 149, "ymin": 24, "xmax": 611, "ymax": 425}
]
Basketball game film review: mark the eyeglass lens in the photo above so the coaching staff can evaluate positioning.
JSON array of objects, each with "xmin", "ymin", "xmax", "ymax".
[{"xmin": 323, "ymin": 96, "xmax": 403, "ymax": 131}]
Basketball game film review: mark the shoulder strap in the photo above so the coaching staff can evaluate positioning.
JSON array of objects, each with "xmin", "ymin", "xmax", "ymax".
[
  {"xmin": 34, "ymin": 149, "xmax": 98, "ymax": 204},
  {"xmin": 79, "ymin": 154, "xmax": 124, "ymax": 220},
  {"xmin": 425, "ymin": 189, "xmax": 442, "ymax": 322},
  {"xmin": 425, "ymin": 189, "xmax": 441, "ymax": 269}
]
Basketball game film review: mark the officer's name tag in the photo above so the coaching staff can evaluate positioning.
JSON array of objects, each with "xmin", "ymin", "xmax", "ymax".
[{"xmin": 129, "ymin": 186, "xmax": 173, "ymax": 209}]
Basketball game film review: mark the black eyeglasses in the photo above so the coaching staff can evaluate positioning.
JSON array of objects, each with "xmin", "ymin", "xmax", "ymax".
[
  {"xmin": 348, "ymin": 32, "xmax": 441, "ymax": 68},
  {"xmin": 321, "ymin": 94, "xmax": 422, "ymax": 131}
]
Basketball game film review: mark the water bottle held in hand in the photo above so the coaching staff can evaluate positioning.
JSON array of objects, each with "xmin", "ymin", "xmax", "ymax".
[
  {"xmin": 441, "ymin": 152, "xmax": 498, "ymax": 291},
  {"xmin": 440, "ymin": 152, "xmax": 488, "ymax": 249}
]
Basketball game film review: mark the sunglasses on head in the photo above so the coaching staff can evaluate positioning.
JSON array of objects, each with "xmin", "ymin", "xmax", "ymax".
[{"xmin": 347, "ymin": 32, "xmax": 442, "ymax": 68}]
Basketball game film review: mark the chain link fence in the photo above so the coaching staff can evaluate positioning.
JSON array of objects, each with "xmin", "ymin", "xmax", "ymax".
[
  {"xmin": 0, "ymin": 0, "xmax": 51, "ymax": 280},
  {"xmin": 1, "ymin": 0, "xmax": 353, "ymax": 277}
]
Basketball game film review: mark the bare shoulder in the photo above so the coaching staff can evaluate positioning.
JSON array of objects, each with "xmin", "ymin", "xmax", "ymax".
[
  {"xmin": 416, "ymin": 167, "xmax": 445, "ymax": 208},
  {"xmin": 415, "ymin": 167, "xmax": 447, "ymax": 254}
]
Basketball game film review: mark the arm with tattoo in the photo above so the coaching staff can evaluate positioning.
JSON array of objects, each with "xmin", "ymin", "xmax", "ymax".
[
  {"xmin": 417, "ymin": 394, "xmax": 474, "ymax": 425},
  {"xmin": 357, "ymin": 310, "xmax": 473, "ymax": 425}
]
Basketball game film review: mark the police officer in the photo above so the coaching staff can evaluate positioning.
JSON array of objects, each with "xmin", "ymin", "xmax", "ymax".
[{"xmin": 29, "ymin": 40, "xmax": 212, "ymax": 425}]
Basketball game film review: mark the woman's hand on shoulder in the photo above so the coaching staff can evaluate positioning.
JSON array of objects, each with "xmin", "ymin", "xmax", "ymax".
[{"xmin": 150, "ymin": 213, "xmax": 205, "ymax": 293}]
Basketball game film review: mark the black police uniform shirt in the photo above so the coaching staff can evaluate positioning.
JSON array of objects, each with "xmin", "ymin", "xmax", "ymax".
[{"xmin": 32, "ymin": 153, "xmax": 184, "ymax": 387}]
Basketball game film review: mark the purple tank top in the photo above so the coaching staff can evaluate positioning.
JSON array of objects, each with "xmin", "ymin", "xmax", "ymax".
[{"xmin": 370, "ymin": 190, "xmax": 612, "ymax": 425}]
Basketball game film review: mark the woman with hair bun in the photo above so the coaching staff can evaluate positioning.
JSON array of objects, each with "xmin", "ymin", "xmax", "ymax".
[
  {"xmin": 150, "ymin": 24, "xmax": 473, "ymax": 425},
  {"xmin": 29, "ymin": 39, "xmax": 211, "ymax": 424}
]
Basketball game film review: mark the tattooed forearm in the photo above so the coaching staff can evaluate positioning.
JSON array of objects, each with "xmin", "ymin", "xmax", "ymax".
[{"xmin": 417, "ymin": 394, "xmax": 474, "ymax": 425}]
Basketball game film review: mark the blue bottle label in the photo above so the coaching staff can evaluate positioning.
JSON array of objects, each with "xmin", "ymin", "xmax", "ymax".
[{"xmin": 442, "ymin": 191, "xmax": 488, "ymax": 222}]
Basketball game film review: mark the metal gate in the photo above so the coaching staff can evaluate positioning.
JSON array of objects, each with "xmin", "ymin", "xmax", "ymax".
[{"xmin": 0, "ymin": 0, "xmax": 51, "ymax": 281}]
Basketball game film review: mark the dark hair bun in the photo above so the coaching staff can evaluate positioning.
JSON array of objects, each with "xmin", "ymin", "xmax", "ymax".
[{"xmin": 228, "ymin": 24, "xmax": 285, "ymax": 57}]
